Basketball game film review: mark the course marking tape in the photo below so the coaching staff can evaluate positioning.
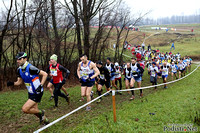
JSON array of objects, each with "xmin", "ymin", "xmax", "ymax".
[{"xmin": 33, "ymin": 90, "xmax": 111, "ymax": 133}]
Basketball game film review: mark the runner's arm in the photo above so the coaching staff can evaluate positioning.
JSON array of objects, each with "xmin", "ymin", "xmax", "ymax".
[
  {"xmin": 59, "ymin": 65, "xmax": 70, "ymax": 79},
  {"xmin": 137, "ymin": 63, "xmax": 144, "ymax": 74},
  {"xmin": 90, "ymin": 62, "xmax": 100, "ymax": 79},
  {"xmin": 14, "ymin": 77, "xmax": 23, "ymax": 86},
  {"xmin": 77, "ymin": 63, "xmax": 81, "ymax": 78},
  {"xmin": 104, "ymin": 67, "xmax": 110, "ymax": 80},
  {"xmin": 39, "ymin": 70, "xmax": 48, "ymax": 86}
]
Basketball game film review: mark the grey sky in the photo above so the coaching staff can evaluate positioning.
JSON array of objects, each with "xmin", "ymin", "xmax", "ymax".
[{"xmin": 1, "ymin": 0, "xmax": 200, "ymax": 19}]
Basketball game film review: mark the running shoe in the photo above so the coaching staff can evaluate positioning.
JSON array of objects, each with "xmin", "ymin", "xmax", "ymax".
[
  {"xmin": 140, "ymin": 93, "xmax": 143, "ymax": 98},
  {"xmin": 43, "ymin": 117, "xmax": 50, "ymax": 125},
  {"xmin": 104, "ymin": 93, "xmax": 110, "ymax": 97},
  {"xmin": 49, "ymin": 96, "xmax": 54, "ymax": 100},
  {"xmin": 39, "ymin": 110, "xmax": 45, "ymax": 124},
  {"xmin": 118, "ymin": 91, "xmax": 122, "ymax": 95},
  {"xmin": 130, "ymin": 95, "xmax": 135, "ymax": 100},
  {"xmin": 90, "ymin": 91, "xmax": 94, "ymax": 100},
  {"xmin": 96, "ymin": 99, "xmax": 102, "ymax": 103},
  {"xmin": 79, "ymin": 97, "xmax": 84, "ymax": 102},
  {"xmin": 86, "ymin": 106, "xmax": 91, "ymax": 111},
  {"xmin": 66, "ymin": 96, "xmax": 70, "ymax": 105}
]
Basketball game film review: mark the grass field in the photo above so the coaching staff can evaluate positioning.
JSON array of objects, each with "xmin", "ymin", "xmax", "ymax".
[
  {"xmin": 0, "ymin": 24, "xmax": 200, "ymax": 133},
  {"xmin": 0, "ymin": 64, "xmax": 199, "ymax": 133}
]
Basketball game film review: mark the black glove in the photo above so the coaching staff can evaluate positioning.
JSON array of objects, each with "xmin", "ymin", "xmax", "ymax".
[
  {"xmin": 132, "ymin": 72, "xmax": 137, "ymax": 75},
  {"xmin": 47, "ymin": 77, "xmax": 51, "ymax": 81},
  {"xmin": 7, "ymin": 81, "xmax": 14, "ymax": 86},
  {"xmin": 62, "ymin": 78, "xmax": 66, "ymax": 84},
  {"xmin": 36, "ymin": 85, "xmax": 42, "ymax": 93},
  {"xmin": 79, "ymin": 78, "xmax": 83, "ymax": 83},
  {"xmin": 86, "ymin": 77, "xmax": 91, "ymax": 82},
  {"xmin": 154, "ymin": 69, "xmax": 157, "ymax": 72}
]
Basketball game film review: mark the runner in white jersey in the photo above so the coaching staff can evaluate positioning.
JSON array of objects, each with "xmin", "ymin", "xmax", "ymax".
[
  {"xmin": 130, "ymin": 58, "xmax": 144, "ymax": 100},
  {"xmin": 176, "ymin": 52, "xmax": 181, "ymax": 59},
  {"xmin": 105, "ymin": 57, "xmax": 119, "ymax": 90},
  {"xmin": 77, "ymin": 54, "xmax": 100, "ymax": 111},
  {"xmin": 123, "ymin": 62, "xmax": 132, "ymax": 94},
  {"xmin": 114, "ymin": 62, "xmax": 122, "ymax": 95},
  {"xmin": 170, "ymin": 61, "xmax": 178, "ymax": 80},
  {"xmin": 160, "ymin": 62, "xmax": 170, "ymax": 88},
  {"xmin": 148, "ymin": 62, "xmax": 159, "ymax": 89},
  {"xmin": 178, "ymin": 58, "xmax": 186, "ymax": 78}
]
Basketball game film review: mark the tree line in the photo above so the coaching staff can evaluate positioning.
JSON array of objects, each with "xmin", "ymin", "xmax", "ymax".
[
  {"xmin": 140, "ymin": 13, "xmax": 200, "ymax": 25},
  {"xmin": 0, "ymin": 0, "xmax": 147, "ymax": 90}
]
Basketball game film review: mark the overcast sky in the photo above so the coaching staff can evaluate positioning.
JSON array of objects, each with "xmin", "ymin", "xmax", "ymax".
[
  {"xmin": 1, "ymin": 0, "xmax": 200, "ymax": 19},
  {"xmin": 125, "ymin": 0, "xmax": 200, "ymax": 19}
]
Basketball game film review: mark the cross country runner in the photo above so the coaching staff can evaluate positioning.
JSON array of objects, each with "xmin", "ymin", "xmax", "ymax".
[
  {"xmin": 178, "ymin": 58, "xmax": 186, "ymax": 78},
  {"xmin": 7, "ymin": 52, "xmax": 49, "ymax": 125},
  {"xmin": 123, "ymin": 62, "xmax": 132, "ymax": 94},
  {"xmin": 170, "ymin": 61, "xmax": 178, "ymax": 80},
  {"xmin": 105, "ymin": 57, "xmax": 119, "ymax": 91},
  {"xmin": 46, "ymin": 54, "xmax": 70, "ymax": 107},
  {"xmin": 47, "ymin": 60, "xmax": 69, "ymax": 100},
  {"xmin": 77, "ymin": 54, "xmax": 100, "ymax": 111},
  {"xmin": 114, "ymin": 62, "xmax": 122, "ymax": 95},
  {"xmin": 96, "ymin": 60, "xmax": 111, "ymax": 103},
  {"xmin": 149, "ymin": 62, "xmax": 159, "ymax": 89},
  {"xmin": 160, "ymin": 62, "xmax": 170, "ymax": 88},
  {"xmin": 130, "ymin": 57, "xmax": 144, "ymax": 100}
]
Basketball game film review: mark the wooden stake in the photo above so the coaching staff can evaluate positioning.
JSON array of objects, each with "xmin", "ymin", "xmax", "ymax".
[{"xmin": 112, "ymin": 90, "xmax": 117, "ymax": 122}]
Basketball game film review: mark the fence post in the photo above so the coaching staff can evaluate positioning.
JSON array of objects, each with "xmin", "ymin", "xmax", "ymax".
[{"xmin": 112, "ymin": 89, "xmax": 117, "ymax": 122}]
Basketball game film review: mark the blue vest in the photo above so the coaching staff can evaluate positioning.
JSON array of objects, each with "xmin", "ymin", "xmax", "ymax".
[{"xmin": 19, "ymin": 63, "xmax": 43, "ymax": 94}]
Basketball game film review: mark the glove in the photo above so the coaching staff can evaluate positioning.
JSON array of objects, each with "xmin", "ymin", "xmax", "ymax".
[
  {"xmin": 47, "ymin": 77, "xmax": 51, "ymax": 81},
  {"xmin": 7, "ymin": 81, "xmax": 14, "ymax": 86},
  {"xmin": 36, "ymin": 84, "xmax": 42, "ymax": 93},
  {"xmin": 62, "ymin": 78, "xmax": 66, "ymax": 84},
  {"xmin": 132, "ymin": 72, "xmax": 137, "ymax": 75},
  {"xmin": 79, "ymin": 78, "xmax": 83, "ymax": 83},
  {"xmin": 86, "ymin": 77, "xmax": 91, "ymax": 82},
  {"xmin": 154, "ymin": 69, "xmax": 157, "ymax": 72}
]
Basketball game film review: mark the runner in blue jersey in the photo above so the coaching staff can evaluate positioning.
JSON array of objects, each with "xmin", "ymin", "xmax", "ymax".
[
  {"xmin": 183, "ymin": 57, "xmax": 188, "ymax": 73},
  {"xmin": 77, "ymin": 54, "xmax": 100, "ymax": 111},
  {"xmin": 7, "ymin": 52, "xmax": 49, "ymax": 125},
  {"xmin": 187, "ymin": 56, "xmax": 192, "ymax": 72}
]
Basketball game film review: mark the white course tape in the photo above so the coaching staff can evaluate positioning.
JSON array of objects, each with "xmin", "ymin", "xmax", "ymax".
[
  {"xmin": 117, "ymin": 64, "xmax": 200, "ymax": 92},
  {"xmin": 33, "ymin": 90, "xmax": 111, "ymax": 133}
]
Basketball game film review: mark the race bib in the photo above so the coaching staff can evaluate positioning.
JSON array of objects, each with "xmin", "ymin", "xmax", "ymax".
[
  {"xmin": 100, "ymin": 74, "xmax": 105, "ymax": 79},
  {"xmin": 25, "ymin": 83, "xmax": 33, "ymax": 93},
  {"xmin": 32, "ymin": 77, "xmax": 40, "ymax": 90},
  {"xmin": 151, "ymin": 71, "xmax": 156, "ymax": 77},
  {"xmin": 132, "ymin": 71, "xmax": 138, "ymax": 77},
  {"xmin": 81, "ymin": 73, "xmax": 89, "ymax": 79},
  {"xmin": 51, "ymin": 69, "xmax": 57, "ymax": 76}
]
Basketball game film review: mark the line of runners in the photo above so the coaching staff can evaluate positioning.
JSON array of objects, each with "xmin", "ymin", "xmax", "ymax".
[{"xmin": 6, "ymin": 50, "xmax": 192, "ymax": 125}]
